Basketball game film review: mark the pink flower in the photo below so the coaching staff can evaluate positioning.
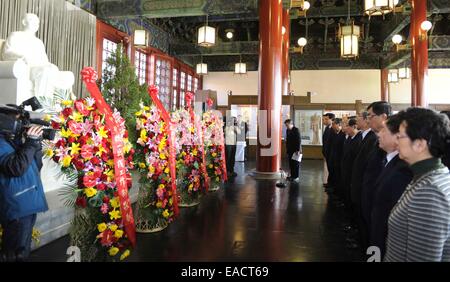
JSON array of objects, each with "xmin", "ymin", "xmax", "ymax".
[
  {"xmin": 100, "ymin": 203, "xmax": 109, "ymax": 214},
  {"xmin": 81, "ymin": 145, "xmax": 94, "ymax": 160},
  {"xmin": 68, "ymin": 120, "xmax": 83, "ymax": 135}
]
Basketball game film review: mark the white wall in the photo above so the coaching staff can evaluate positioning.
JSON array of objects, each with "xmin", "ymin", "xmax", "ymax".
[
  {"xmin": 390, "ymin": 69, "xmax": 450, "ymax": 104},
  {"xmin": 203, "ymin": 69, "xmax": 450, "ymax": 106}
]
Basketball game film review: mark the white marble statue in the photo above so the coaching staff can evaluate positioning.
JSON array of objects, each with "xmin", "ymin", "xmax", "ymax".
[{"xmin": 1, "ymin": 13, "xmax": 74, "ymax": 99}]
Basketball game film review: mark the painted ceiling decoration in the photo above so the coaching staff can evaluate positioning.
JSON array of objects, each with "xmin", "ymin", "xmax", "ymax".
[{"xmin": 87, "ymin": 0, "xmax": 450, "ymax": 70}]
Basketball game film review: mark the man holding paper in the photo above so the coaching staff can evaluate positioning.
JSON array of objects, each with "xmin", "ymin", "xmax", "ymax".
[{"xmin": 285, "ymin": 119, "xmax": 302, "ymax": 182}]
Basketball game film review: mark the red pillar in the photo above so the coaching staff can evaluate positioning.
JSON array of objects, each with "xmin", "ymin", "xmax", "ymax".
[
  {"xmin": 380, "ymin": 68, "xmax": 390, "ymax": 102},
  {"xmin": 256, "ymin": 0, "xmax": 283, "ymax": 174},
  {"xmin": 410, "ymin": 0, "xmax": 429, "ymax": 107},
  {"xmin": 282, "ymin": 8, "xmax": 290, "ymax": 97}
]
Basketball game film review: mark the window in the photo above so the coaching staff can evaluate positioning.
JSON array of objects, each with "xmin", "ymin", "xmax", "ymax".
[
  {"xmin": 187, "ymin": 75, "xmax": 193, "ymax": 92},
  {"xmin": 135, "ymin": 50, "xmax": 147, "ymax": 85},
  {"xmin": 172, "ymin": 68, "xmax": 178, "ymax": 111},
  {"xmin": 102, "ymin": 38, "xmax": 118, "ymax": 75},
  {"xmin": 180, "ymin": 72, "xmax": 186, "ymax": 108},
  {"xmin": 194, "ymin": 78, "xmax": 199, "ymax": 92},
  {"xmin": 154, "ymin": 57, "xmax": 172, "ymax": 111}
]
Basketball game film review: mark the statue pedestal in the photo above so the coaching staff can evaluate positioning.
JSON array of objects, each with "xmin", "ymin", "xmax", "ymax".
[{"xmin": 0, "ymin": 59, "xmax": 33, "ymax": 105}]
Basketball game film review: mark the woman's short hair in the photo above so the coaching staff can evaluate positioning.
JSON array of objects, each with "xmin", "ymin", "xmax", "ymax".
[{"xmin": 402, "ymin": 108, "xmax": 450, "ymax": 158}]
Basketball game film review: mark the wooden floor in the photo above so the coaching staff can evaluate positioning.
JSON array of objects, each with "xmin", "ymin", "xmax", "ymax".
[{"xmin": 30, "ymin": 160, "xmax": 364, "ymax": 262}]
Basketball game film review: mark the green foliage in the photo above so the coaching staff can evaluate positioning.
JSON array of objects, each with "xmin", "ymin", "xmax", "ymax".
[{"xmin": 101, "ymin": 43, "xmax": 150, "ymax": 144}]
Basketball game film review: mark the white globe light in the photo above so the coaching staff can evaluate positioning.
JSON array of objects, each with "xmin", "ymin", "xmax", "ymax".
[
  {"xmin": 392, "ymin": 34, "xmax": 403, "ymax": 44},
  {"xmin": 226, "ymin": 31, "xmax": 233, "ymax": 39},
  {"xmin": 298, "ymin": 37, "xmax": 307, "ymax": 47},
  {"xmin": 421, "ymin": 20, "xmax": 432, "ymax": 31},
  {"xmin": 303, "ymin": 1, "xmax": 311, "ymax": 10}
]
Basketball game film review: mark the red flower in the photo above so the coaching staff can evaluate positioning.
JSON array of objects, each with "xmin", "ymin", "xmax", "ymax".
[
  {"xmin": 81, "ymin": 145, "xmax": 94, "ymax": 160},
  {"xmin": 103, "ymin": 196, "xmax": 110, "ymax": 203},
  {"xmin": 75, "ymin": 100, "xmax": 90, "ymax": 116},
  {"xmin": 83, "ymin": 174, "xmax": 97, "ymax": 188},
  {"xmin": 96, "ymin": 183, "xmax": 106, "ymax": 191},
  {"xmin": 101, "ymin": 174, "xmax": 108, "ymax": 182},
  {"xmin": 51, "ymin": 121, "xmax": 61, "ymax": 130},
  {"xmin": 99, "ymin": 229, "xmax": 114, "ymax": 246},
  {"xmin": 52, "ymin": 155, "xmax": 60, "ymax": 163},
  {"xmin": 91, "ymin": 157, "xmax": 101, "ymax": 165},
  {"xmin": 75, "ymin": 196, "xmax": 87, "ymax": 208},
  {"xmin": 72, "ymin": 159, "xmax": 85, "ymax": 171},
  {"xmin": 55, "ymin": 139, "xmax": 66, "ymax": 148},
  {"xmin": 123, "ymin": 131, "xmax": 128, "ymax": 139},
  {"xmin": 62, "ymin": 107, "xmax": 73, "ymax": 118},
  {"xmin": 67, "ymin": 136, "xmax": 76, "ymax": 144},
  {"xmin": 101, "ymin": 152, "xmax": 109, "ymax": 162}
]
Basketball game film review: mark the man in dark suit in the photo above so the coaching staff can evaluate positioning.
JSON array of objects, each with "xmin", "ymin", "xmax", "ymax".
[
  {"xmin": 360, "ymin": 101, "xmax": 392, "ymax": 249},
  {"xmin": 322, "ymin": 113, "xmax": 335, "ymax": 188},
  {"xmin": 341, "ymin": 117, "xmax": 362, "ymax": 208},
  {"xmin": 350, "ymin": 111, "xmax": 377, "ymax": 249},
  {"xmin": 370, "ymin": 113, "xmax": 412, "ymax": 258},
  {"xmin": 328, "ymin": 118, "xmax": 346, "ymax": 197},
  {"xmin": 285, "ymin": 119, "xmax": 302, "ymax": 182}
]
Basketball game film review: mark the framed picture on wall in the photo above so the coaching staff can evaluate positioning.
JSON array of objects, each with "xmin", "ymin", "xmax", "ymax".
[{"xmin": 294, "ymin": 109, "xmax": 323, "ymax": 146}]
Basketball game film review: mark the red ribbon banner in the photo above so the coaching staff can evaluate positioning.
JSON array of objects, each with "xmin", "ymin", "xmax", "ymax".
[
  {"xmin": 186, "ymin": 92, "xmax": 209, "ymax": 192},
  {"xmin": 148, "ymin": 86, "xmax": 180, "ymax": 216},
  {"xmin": 80, "ymin": 67, "xmax": 136, "ymax": 247}
]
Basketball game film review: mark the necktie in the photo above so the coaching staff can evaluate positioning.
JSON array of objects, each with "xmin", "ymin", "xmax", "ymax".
[{"xmin": 382, "ymin": 157, "xmax": 388, "ymax": 167}]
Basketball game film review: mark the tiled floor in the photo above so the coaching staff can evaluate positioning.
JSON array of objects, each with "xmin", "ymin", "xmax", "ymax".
[{"xmin": 29, "ymin": 160, "xmax": 364, "ymax": 262}]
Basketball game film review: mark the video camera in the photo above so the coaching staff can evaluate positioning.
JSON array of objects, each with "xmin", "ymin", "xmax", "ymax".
[{"xmin": 0, "ymin": 97, "xmax": 56, "ymax": 140}]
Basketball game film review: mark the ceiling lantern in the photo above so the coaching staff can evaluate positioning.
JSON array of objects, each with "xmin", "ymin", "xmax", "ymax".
[
  {"xmin": 364, "ymin": 0, "xmax": 399, "ymax": 17},
  {"xmin": 388, "ymin": 69, "xmax": 399, "ymax": 83},
  {"xmin": 235, "ymin": 63, "xmax": 247, "ymax": 74},
  {"xmin": 338, "ymin": 22, "xmax": 361, "ymax": 59},
  {"xmin": 197, "ymin": 15, "xmax": 216, "ymax": 47},
  {"xmin": 398, "ymin": 66, "xmax": 410, "ymax": 79},
  {"xmin": 196, "ymin": 63, "xmax": 208, "ymax": 75},
  {"xmin": 134, "ymin": 29, "xmax": 148, "ymax": 47}
]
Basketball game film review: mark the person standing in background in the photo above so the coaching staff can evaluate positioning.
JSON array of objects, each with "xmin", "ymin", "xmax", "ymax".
[
  {"xmin": 322, "ymin": 113, "xmax": 335, "ymax": 189},
  {"xmin": 285, "ymin": 119, "xmax": 302, "ymax": 183},
  {"xmin": 225, "ymin": 117, "xmax": 241, "ymax": 177}
]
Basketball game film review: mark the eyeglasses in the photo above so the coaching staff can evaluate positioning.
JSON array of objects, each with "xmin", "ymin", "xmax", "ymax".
[
  {"xmin": 396, "ymin": 134, "xmax": 409, "ymax": 140},
  {"xmin": 368, "ymin": 114, "xmax": 378, "ymax": 119}
]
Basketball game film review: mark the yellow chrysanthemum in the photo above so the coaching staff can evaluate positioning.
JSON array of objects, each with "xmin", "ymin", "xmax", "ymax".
[
  {"xmin": 97, "ymin": 223, "xmax": 107, "ymax": 233},
  {"xmin": 162, "ymin": 209, "xmax": 170, "ymax": 218},
  {"xmin": 188, "ymin": 183, "xmax": 193, "ymax": 191},
  {"xmin": 61, "ymin": 100, "xmax": 73, "ymax": 106},
  {"xmin": 114, "ymin": 229, "xmax": 124, "ymax": 239},
  {"xmin": 208, "ymin": 164, "xmax": 213, "ymax": 169},
  {"xmin": 96, "ymin": 143, "xmax": 107, "ymax": 157},
  {"xmin": 159, "ymin": 153, "xmax": 166, "ymax": 160},
  {"xmin": 110, "ymin": 197, "xmax": 120, "ymax": 209},
  {"xmin": 140, "ymin": 129, "xmax": 147, "ymax": 142},
  {"xmin": 70, "ymin": 143, "xmax": 81, "ymax": 155},
  {"xmin": 44, "ymin": 149, "xmax": 54, "ymax": 158},
  {"xmin": 84, "ymin": 187, "xmax": 97, "ymax": 198},
  {"xmin": 60, "ymin": 127, "xmax": 73, "ymax": 139},
  {"xmin": 109, "ymin": 209, "xmax": 121, "ymax": 220},
  {"xmin": 135, "ymin": 111, "xmax": 142, "ymax": 117},
  {"xmin": 62, "ymin": 155, "xmax": 72, "ymax": 167},
  {"xmin": 120, "ymin": 249, "xmax": 130, "ymax": 261},
  {"xmin": 97, "ymin": 126, "xmax": 109, "ymax": 139},
  {"xmin": 108, "ymin": 247, "xmax": 119, "ymax": 256},
  {"xmin": 106, "ymin": 159, "xmax": 115, "ymax": 167},
  {"xmin": 211, "ymin": 152, "xmax": 217, "ymax": 158},
  {"xmin": 109, "ymin": 224, "xmax": 118, "ymax": 232},
  {"xmin": 192, "ymin": 149, "xmax": 198, "ymax": 156},
  {"xmin": 149, "ymin": 166, "xmax": 155, "ymax": 174},
  {"xmin": 156, "ymin": 201, "xmax": 163, "ymax": 208},
  {"xmin": 164, "ymin": 167, "xmax": 170, "ymax": 174},
  {"xmin": 139, "ymin": 162, "xmax": 146, "ymax": 169}
]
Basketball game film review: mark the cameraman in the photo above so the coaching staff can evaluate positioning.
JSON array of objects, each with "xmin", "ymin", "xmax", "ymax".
[{"xmin": 0, "ymin": 113, "xmax": 48, "ymax": 262}]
